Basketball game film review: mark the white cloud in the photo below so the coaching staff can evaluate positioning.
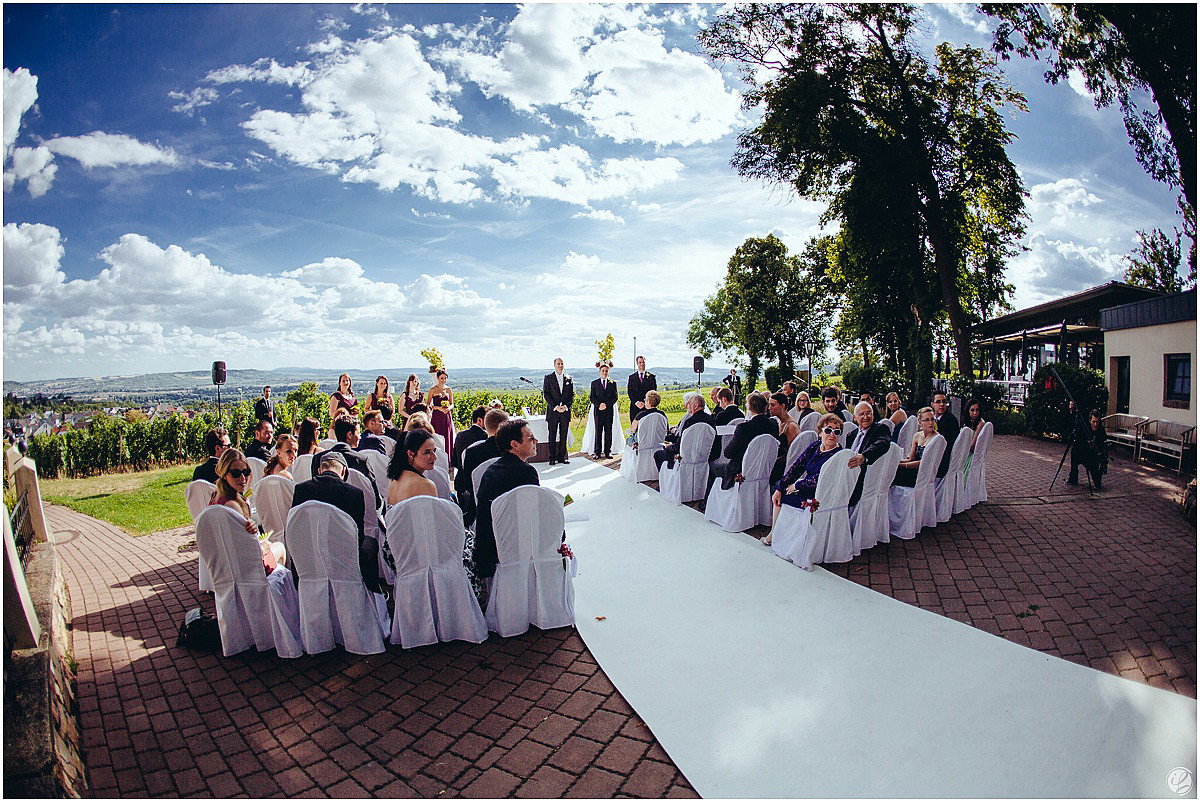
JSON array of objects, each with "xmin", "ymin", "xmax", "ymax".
[
  {"xmin": 6, "ymin": 146, "xmax": 57, "ymax": 197},
  {"xmin": 491, "ymin": 145, "xmax": 683, "ymax": 204},
  {"xmin": 3, "ymin": 222, "xmax": 66, "ymax": 303},
  {"xmin": 1028, "ymin": 177, "xmax": 1102, "ymax": 227},
  {"xmin": 168, "ymin": 86, "xmax": 218, "ymax": 115},
  {"xmin": 3, "ymin": 68, "xmax": 39, "ymax": 153},
  {"xmin": 44, "ymin": 132, "xmax": 179, "ymax": 169},
  {"xmin": 573, "ymin": 208, "xmax": 625, "ymax": 224},
  {"xmin": 933, "ymin": 3, "xmax": 991, "ymax": 34}
]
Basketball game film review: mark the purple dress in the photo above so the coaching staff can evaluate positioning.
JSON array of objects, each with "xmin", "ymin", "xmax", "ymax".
[
  {"xmin": 775, "ymin": 441, "xmax": 842, "ymax": 507},
  {"xmin": 429, "ymin": 392, "xmax": 454, "ymax": 454}
]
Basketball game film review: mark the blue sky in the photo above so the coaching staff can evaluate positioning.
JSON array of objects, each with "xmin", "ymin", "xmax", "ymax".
[{"xmin": 2, "ymin": 3, "xmax": 1183, "ymax": 382}]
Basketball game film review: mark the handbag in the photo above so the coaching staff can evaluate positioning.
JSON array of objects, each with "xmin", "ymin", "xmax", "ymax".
[{"xmin": 176, "ymin": 607, "xmax": 221, "ymax": 651}]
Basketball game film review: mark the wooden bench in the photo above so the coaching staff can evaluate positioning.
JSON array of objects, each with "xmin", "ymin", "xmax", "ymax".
[
  {"xmin": 1101, "ymin": 414, "xmax": 1148, "ymax": 456},
  {"xmin": 1137, "ymin": 419, "xmax": 1196, "ymax": 474}
]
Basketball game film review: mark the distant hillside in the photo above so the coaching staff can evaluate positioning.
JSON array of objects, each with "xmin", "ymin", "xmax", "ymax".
[{"xmin": 4, "ymin": 365, "xmax": 730, "ymax": 403}]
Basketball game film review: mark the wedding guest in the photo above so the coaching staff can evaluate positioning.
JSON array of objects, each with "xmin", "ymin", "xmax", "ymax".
[
  {"xmin": 329, "ymin": 373, "xmax": 357, "ymax": 421},
  {"xmin": 821, "ymin": 386, "xmax": 848, "ymax": 419},
  {"xmin": 453, "ymin": 406, "xmax": 489, "ymax": 473},
  {"xmin": 243, "ymin": 418, "xmax": 275, "ymax": 463},
  {"xmin": 930, "ymin": 391, "xmax": 959, "ymax": 479},
  {"xmin": 365, "ymin": 375, "xmax": 394, "ymax": 422},
  {"xmin": 844, "ymin": 400, "xmax": 892, "ymax": 506},
  {"xmin": 761, "ymin": 413, "xmax": 844, "ymax": 543},
  {"xmin": 314, "ymin": 417, "xmax": 381, "ymax": 507},
  {"xmin": 712, "ymin": 387, "xmax": 743, "ymax": 425},
  {"xmin": 962, "ymin": 398, "xmax": 986, "ymax": 453},
  {"xmin": 210, "ymin": 448, "xmax": 286, "ymax": 572},
  {"xmin": 893, "ymin": 407, "xmax": 937, "ymax": 487},
  {"xmin": 399, "ymin": 374, "xmax": 423, "ymax": 424},
  {"xmin": 192, "ymin": 427, "xmax": 230, "ymax": 483},
  {"xmin": 769, "ymin": 392, "xmax": 800, "ymax": 484},
  {"xmin": 456, "ymin": 409, "xmax": 508, "ymax": 527},
  {"xmin": 885, "ymin": 392, "xmax": 908, "ymax": 439},
  {"xmin": 781, "ymin": 381, "xmax": 798, "ymax": 411},
  {"xmin": 405, "ymin": 412, "xmax": 436, "ymax": 435},
  {"xmin": 253, "ymin": 386, "xmax": 275, "ymax": 424},
  {"xmin": 711, "ymin": 392, "xmax": 775, "ymax": 490},
  {"xmin": 296, "ymin": 418, "xmax": 321, "ymax": 456},
  {"xmin": 654, "ymin": 392, "xmax": 713, "ymax": 471},
  {"xmin": 386, "ymin": 429, "xmax": 439, "ymax": 505},
  {"xmin": 291, "ymin": 451, "xmax": 381, "ymax": 594},
  {"xmin": 629, "ymin": 390, "xmax": 666, "ymax": 433},
  {"xmin": 264, "ymin": 434, "xmax": 297, "ymax": 479},
  {"xmin": 723, "ymin": 368, "xmax": 743, "ymax": 405},
  {"xmin": 793, "ymin": 391, "xmax": 817, "ymax": 425},
  {"xmin": 473, "ymin": 419, "xmax": 540, "ymax": 583},
  {"xmin": 357, "ymin": 411, "xmax": 388, "ymax": 454}
]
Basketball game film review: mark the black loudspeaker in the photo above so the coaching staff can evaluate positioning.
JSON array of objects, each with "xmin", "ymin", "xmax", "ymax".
[
  {"xmin": 212, "ymin": 361, "xmax": 227, "ymax": 385},
  {"xmin": 693, "ymin": 356, "xmax": 705, "ymax": 374}
]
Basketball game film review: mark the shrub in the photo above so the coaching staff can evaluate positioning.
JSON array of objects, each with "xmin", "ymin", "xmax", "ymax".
[
  {"xmin": 842, "ymin": 363, "xmax": 886, "ymax": 397},
  {"xmin": 990, "ymin": 405, "xmax": 1027, "ymax": 435},
  {"xmin": 27, "ymin": 434, "xmax": 65, "ymax": 479},
  {"xmin": 1025, "ymin": 362, "xmax": 1107, "ymax": 438}
]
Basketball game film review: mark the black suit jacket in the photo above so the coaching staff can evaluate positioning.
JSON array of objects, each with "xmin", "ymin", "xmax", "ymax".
[
  {"xmin": 713, "ymin": 405, "xmax": 745, "ymax": 425},
  {"xmin": 452, "ymin": 423, "xmax": 487, "ymax": 472},
  {"xmin": 845, "ymin": 422, "xmax": 892, "ymax": 505},
  {"xmin": 456, "ymin": 436, "xmax": 502, "ymax": 526},
  {"xmin": 290, "ymin": 472, "xmax": 380, "ymax": 592},
  {"xmin": 934, "ymin": 411, "xmax": 960, "ymax": 478},
  {"xmin": 313, "ymin": 442, "xmax": 381, "ymax": 508},
  {"xmin": 589, "ymin": 378, "xmax": 618, "ymax": 415},
  {"xmin": 626, "ymin": 371, "xmax": 657, "ymax": 417},
  {"xmin": 473, "ymin": 453, "xmax": 540, "ymax": 579},
  {"xmin": 192, "ymin": 457, "xmax": 219, "ymax": 484},
  {"xmin": 253, "ymin": 397, "xmax": 275, "ymax": 423},
  {"xmin": 666, "ymin": 409, "xmax": 713, "ymax": 445},
  {"xmin": 244, "ymin": 438, "xmax": 273, "ymax": 463},
  {"xmin": 721, "ymin": 413, "xmax": 778, "ymax": 489},
  {"xmin": 356, "ymin": 431, "xmax": 387, "ymax": 455},
  {"xmin": 543, "ymin": 372, "xmax": 574, "ymax": 416}
]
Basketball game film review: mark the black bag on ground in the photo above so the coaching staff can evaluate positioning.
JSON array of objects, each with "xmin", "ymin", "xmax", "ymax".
[{"xmin": 176, "ymin": 607, "xmax": 221, "ymax": 651}]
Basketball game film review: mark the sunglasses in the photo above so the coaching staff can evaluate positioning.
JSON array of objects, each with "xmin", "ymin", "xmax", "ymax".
[
  {"xmin": 226, "ymin": 468, "xmax": 252, "ymax": 479},
  {"xmin": 822, "ymin": 427, "xmax": 842, "ymax": 436}
]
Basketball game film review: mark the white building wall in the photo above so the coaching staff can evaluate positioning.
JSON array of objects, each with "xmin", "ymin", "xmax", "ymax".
[{"xmin": 1104, "ymin": 319, "xmax": 1196, "ymax": 426}]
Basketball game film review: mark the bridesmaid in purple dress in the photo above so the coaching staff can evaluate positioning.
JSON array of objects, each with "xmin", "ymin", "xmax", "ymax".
[
  {"xmin": 399, "ymin": 373, "xmax": 423, "ymax": 424},
  {"xmin": 424, "ymin": 369, "xmax": 455, "ymax": 456},
  {"xmin": 328, "ymin": 373, "xmax": 356, "ymax": 421}
]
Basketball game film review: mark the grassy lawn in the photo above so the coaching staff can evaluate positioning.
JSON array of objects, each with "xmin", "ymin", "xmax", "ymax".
[{"xmin": 41, "ymin": 464, "xmax": 193, "ymax": 536}]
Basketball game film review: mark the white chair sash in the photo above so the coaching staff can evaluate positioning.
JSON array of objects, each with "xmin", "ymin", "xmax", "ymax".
[
  {"xmin": 284, "ymin": 501, "xmax": 388, "ymax": 655},
  {"xmin": 936, "ymin": 429, "xmax": 974, "ymax": 523},
  {"xmin": 658, "ymin": 423, "xmax": 716, "ymax": 504},
  {"xmin": 318, "ymin": 438, "xmax": 337, "ymax": 451},
  {"xmin": 620, "ymin": 413, "xmax": 668, "ymax": 483},
  {"xmin": 484, "ymin": 485, "xmax": 574, "ymax": 637},
  {"xmin": 383, "ymin": 497, "xmax": 486, "ymax": 648},
  {"xmin": 428, "ymin": 466, "xmax": 453, "ymax": 501},
  {"xmin": 704, "ymin": 433, "xmax": 777, "ymax": 532},
  {"xmin": 881, "ymin": 418, "xmax": 895, "ymax": 434},
  {"xmin": 291, "ymin": 454, "xmax": 314, "ymax": 483},
  {"xmin": 195, "ymin": 505, "xmax": 302, "ymax": 658},
  {"xmin": 770, "ymin": 449, "xmax": 855, "ymax": 570},
  {"xmin": 254, "ymin": 474, "xmax": 294, "ymax": 545},
  {"xmin": 849, "ymin": 443, "xmax": 902, "ymax": 555},
  {"xmin": 888, "ymin": 434, "xmax": 946, "ymax": 539}
]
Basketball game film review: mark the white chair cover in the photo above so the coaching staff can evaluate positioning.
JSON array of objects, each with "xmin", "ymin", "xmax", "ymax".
[
  {"xmin": 382, "ymin": 435, "xmax": 396, "ymax": 459},
  {"xmin": 581, "ymin": 403, "xmax": 625, "ymax": 456},
  {"xmin": 770, "ymin": 450, "xmax": 855, "ymax": 570},
  {"xmin": 787, "ymin": 407, "xmax": 801, "ymax": 424},
  {"xmin": 619, "ymin": 413, "xmax": 668, "ymax": 483},
  {"xmin": 935, "ymin": 429, "xmax": 974, "ymax": 523},
  {"xmin": 246, "ymin": 456, "xmax": 267, "ymax": 488},
  {"xmin": 284, "ymin": 501, "xmax": 388, "ymax": 655},
  {"xmin": 428, "ymin": 466, "xmax": 453, "ymax": 501},
  {"xmin": 888, "ymin": 434, "xmax": 946, "ymax": 539},
  {"xmin": 433, "ymin": 438, "xmax": 450, "ymax": 474},
  {"xmin": 838, "ymin": 425, "xmax": 851, "ymax": 448},
  {"xmin": 383, "ymin": 497, "xmax": 487, "ymax": 648},
  {"xmin": 841, "ymin": 409, "xmax": 853, "ymax": 422},
  {"xmin": 849, "ymin": 443, "xmax": 902, "ymax": 555},
  {"xmin": 195, "ymin": 505, "xmax": 302, "ymax": 658},
  {"xmin": 704, "ymin": 434, "xmax": 777, "ymax": 532},
  {"xmin": 896, "ymin": 416, "xmax": 918, "ymax": 451},
  {"xmin": 343, "ymin": 468, "xmax": 390, "ymax": 584},
  {"xmin": 292, "ymin": 453, "xmax": 314, "ymax": 483},
  {"xmin": 658, "ymin": 423, "xmax": 716, "ymax": 504},
  {"xmin": 881, "ymin": 418, "xmax": 895, "ymax": 434},
  {"xmin": 185, "ymin": 480, "xmax": 217, "ymax": 592},
  {"xmin": 797, "ymin": 413, "xmax": 819, "ymax": 434},
  {"xmin": 254, "ymin": 474, "xmax": 294, "ymax": 545},
  {"xmin": 472, "ymin": 457, "xmax": 501, "ymax": 499},
  {"xmin": 362, "ymin": 449, "xmax": 392, "ymax": 499},
  {"xmin": 785, "ymin": 430, "xmax": 818, "ymax": 469},
  {"xmin": 484, "ymin": 485, "xmax": 574, "ymax": 637},
  {"xmin": 960, "ymin": 421, "xmax": 994, "ymax": 511},
  {"xmin": 318, "ymin": 438, "xmax": 337, "ymax": 451}
]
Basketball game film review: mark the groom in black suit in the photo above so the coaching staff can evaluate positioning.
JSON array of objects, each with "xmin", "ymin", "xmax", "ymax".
[
  {"xmin": 589, "ymin": 363, "xmax": 618, "ymax": 459},
  {"xmin": 543, "ymin": 358, "xmax": 574, "ymax": 465},
  {"xmin": 627, "ymin": 355, "xmax": 657, "ymax": 422}
]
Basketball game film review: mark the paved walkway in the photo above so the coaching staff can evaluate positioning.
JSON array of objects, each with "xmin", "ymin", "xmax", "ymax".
[{"xmin": 50, "ymin": 433, "xmax": 1194, "ymax": 797}]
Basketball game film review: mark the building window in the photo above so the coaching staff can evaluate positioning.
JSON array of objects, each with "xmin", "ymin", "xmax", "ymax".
[{"xmin": 1163, "ymin": 353, "xmax": 1191, "ymax": 409}]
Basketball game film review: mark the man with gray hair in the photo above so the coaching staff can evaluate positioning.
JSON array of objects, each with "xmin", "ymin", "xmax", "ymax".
[
  {"xmin": 654, "ymin": 392, "xmax": 714, "ymax": 471},
  {"xmin": 844, "ymin": 400, "xmax": 892, "ymax": 506}
]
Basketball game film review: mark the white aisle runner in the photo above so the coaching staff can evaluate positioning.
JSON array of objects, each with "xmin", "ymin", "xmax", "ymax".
[{"xmin": 536, "ymin": 460, "xmax": 1197, "ymax": 798}]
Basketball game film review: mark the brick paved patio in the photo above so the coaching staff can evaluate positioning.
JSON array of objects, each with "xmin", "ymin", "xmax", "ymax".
[{"xmin": 50, "ymin": 433, "xmax": 1194, "ymax": 797}]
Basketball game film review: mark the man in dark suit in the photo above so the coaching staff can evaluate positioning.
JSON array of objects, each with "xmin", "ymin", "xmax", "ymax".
[
  {"xmin": 710, "ymin": 393, "xmax": 777, "ymax": 490},
  {"xmin": 313, "ymin": 417, "xmax": 381, "ymax": 508},
  {"xmin": 456, "ymin": 408, "xmax": 508, "ymax": 526},
  {"xmin": 452, "ymin": 406, "xmax": 489, "ymax": 473},
  {"xmin": 253, "ymin": 386, "xmax": 275, "ymax": 425},
  {"xmin": 589, "ymin": 364, "xmax": 618, "ymax": 459},
  {"xmin": 654, "ymin": 392, "xmax": 713, "ymax": 471},
  {"xmin": 712, "ymin": 387, "xmax": 744, "ymax": 425},
  {"xmin": 931, "ymin": 391, "xmax": 959, "ymax": 479},
  {"xmin": 243, "ymin": 418, "xmax": 275, "ymax": 463},
  {"xmin": 542, "ymin": 358, "xmax": 574, "ymax": 465},
  {"xmin": 192, "ymin": 427, "xmax": 229, "ymax": 483},
  {"xmin": 821, "ymin": 386, "xmax": 849, "ymax": 419},
  {"xmin": 722, "ymin": 369, "xmax": 743, "ymax": 405},
  {"xmin": 356, "ymin": 411, "xmax": 388, "ymax": 455},
  {"xmin": 845, "ymin": 401, "xmax": 893, "ymax": 506},
  {"xmin": 781, "ymin": 381, "xmax": 798, "ymax": 413},
  {"xmin": 473, "ymin": 419, "xmax": 541, "ymax": 581},
  {"xmin": 626, "ymin": 355, "xmax": 657, "ymax": 422},
  {"xmin": 290, "ymin": 451, "xmax": 382, "ymax": 593}
]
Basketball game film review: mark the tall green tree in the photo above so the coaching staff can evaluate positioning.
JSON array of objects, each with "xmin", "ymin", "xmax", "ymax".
[
  {"xmin": 983, "ymin": 3, "xmax": 1196, "ymax": 213},
  {"xmin": 699, "ymin": 3, "xmax": 1027, "ymax": 379},
  {"xmin": 1124, "ymin": 226, "xmax": 1194, "ymax": 294},
  {"xmin": 687, "ymin": 234, "xmax": 833, "ymax": 392}
]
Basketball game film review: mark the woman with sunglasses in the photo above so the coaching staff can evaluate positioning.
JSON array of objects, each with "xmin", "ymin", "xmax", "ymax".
[
  {"xmin": 892, "ymin": 406, "xmax": 937, "ymax": 487},
  {"xmin": 761, "ymin": 413, "xmax": 844, "ymax": 545},
  {"xmin": 264, "ymin": 434, "xmax": 298, "ymax": 479},
  {"xmin": 210, "ymin": 448, "xmax": 286, "ymax": 574}
]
